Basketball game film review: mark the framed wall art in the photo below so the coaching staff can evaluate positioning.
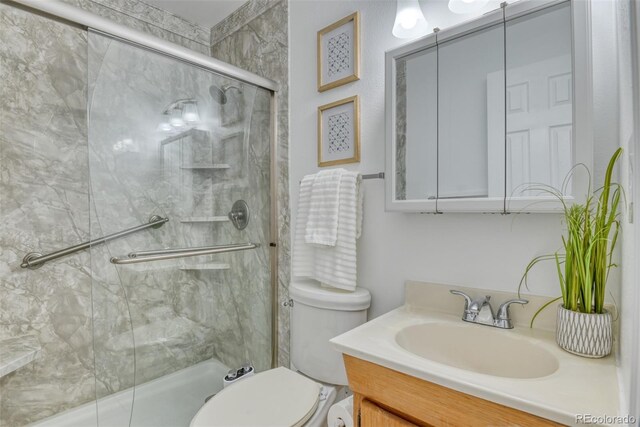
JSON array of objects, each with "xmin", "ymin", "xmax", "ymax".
[
  {"xmin": 317, "ymin": 12, "xmax": 360, "ymax": 92},
  {"xmin": 317, "ymin": 95, "xmax": 360, "ymax": 167}
]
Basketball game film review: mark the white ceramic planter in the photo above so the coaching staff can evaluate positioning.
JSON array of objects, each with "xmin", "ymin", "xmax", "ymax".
[{"xmin": 556, "ymin": 305, "xmax": 612, "ymax": 358}]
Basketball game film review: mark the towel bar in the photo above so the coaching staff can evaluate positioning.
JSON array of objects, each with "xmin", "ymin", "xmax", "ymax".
[{"xmin": 299, "ymin": 172, "xmax": 384, "ymax": 183}]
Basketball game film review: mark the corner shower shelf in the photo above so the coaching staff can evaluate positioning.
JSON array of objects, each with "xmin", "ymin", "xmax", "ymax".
[
  {"xmin": 179, "ymin": 263, "xmax": 230, "ymax": 271},
  {"xmin": 0, "ymin": 335, "xmax": 41, "ymax": 378},
  {"xmin": 180, "ymin": 216, "xmax": 230, "ymax": 223},
  {"xmin": 180, "ymin": 164, "xmax": 230, "ymax": 170}
]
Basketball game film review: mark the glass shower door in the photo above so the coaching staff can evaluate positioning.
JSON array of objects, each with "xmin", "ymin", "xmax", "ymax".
[{"xmin": 87, "ymin": 31, "xmax": 273, "ymax": 427}]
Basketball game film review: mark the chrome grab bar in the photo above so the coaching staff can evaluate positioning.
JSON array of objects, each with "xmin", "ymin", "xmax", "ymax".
[
  {"xmin": 110, "ymin": 243, "xmax": 258, "ymax": 265},
  {"xmin": 21, "ymin": 215, "xmax": 169, "ymax": 269},
  {"xmin": 127, "ymin": 243, "xmax": 249, "ymax": 258}
]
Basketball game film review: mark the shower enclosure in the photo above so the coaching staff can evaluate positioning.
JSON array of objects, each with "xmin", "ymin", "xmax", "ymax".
[
  {"xmin": 85, "ymin": 31, "xmax": 275, "ymax": 427},
  {"xmin": 0, "ymin": 1, "xmax": 278, "ymax": 425}
]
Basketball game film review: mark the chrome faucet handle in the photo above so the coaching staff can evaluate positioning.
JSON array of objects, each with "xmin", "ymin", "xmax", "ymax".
[
  {"xmin": 450, "ymin": 290, "xmax": 472, "ymax": 311},
  {"xmin": 496, "ymin": 299, "xmax": 529, "ymax": 319},
  {"xmin": 494, "ymin": 299, "xmax": 528, "ymax": 329}
]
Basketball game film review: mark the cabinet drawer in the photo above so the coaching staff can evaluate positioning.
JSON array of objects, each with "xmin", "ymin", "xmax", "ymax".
[{"xmin": 360, "ymin": 398, "xmax": 418, "ymax": 427}]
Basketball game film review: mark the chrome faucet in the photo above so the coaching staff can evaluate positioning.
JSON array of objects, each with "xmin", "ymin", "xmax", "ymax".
[{"xmin": 450, "ymin": 290, "xmax": 528, "ymax": 329}]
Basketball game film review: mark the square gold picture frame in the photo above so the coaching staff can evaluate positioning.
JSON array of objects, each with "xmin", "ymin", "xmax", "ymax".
[
  {"xmin": 317, "ymin": 95, "xmax": 361, "ymax": 167},
  {"xmin": 317, "ymin": 12, "xmax": 361, "ymax": 92}
]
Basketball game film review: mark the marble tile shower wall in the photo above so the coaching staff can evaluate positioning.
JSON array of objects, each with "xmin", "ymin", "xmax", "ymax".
[
  {"xmin": 61, "ymin": 0, "xmax": 211, "ymax": 54},
  {"xmin": 0, "ymin": 6, "xmax": 92, "ymax": 425},
  {"xmin": 395, "ymin": 61, "xmax": 407, "ymax": 200},
  {"xmin": 0, "ymin": 1, "xmax": 226, "ymax": 425},
  {"xmin": 211, "ymin": 0, "xmax": 291, "ymax": 368}
]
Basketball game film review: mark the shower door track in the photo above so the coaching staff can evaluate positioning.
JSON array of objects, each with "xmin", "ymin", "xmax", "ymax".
[
  {"xmin": 7, "ymin": 0, "xmax": 281, "ymax": 368},
  {"xmin": 6, "ymin": 0, "xmax": 279, "ymax": 92}
]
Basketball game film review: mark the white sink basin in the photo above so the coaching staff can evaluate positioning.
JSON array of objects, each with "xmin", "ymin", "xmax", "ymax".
[
  {"xmin": 395, "ymin": 322, "xmax": 559, "ymax": 379},
  {"xmin": 331, "ymin": 295, "xmax": 620, "ymax": 425}
]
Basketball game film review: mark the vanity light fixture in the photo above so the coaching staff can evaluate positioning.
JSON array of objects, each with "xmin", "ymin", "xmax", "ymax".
[
  {"xmin": 448, "ymin": 0, "xmax": 490, "ymax": 14},
  {"xmin": 182, "ymin": 101, "xmax": 200, "ymax": 123},
  {"xmin": 392, "ymin": 0, "xmax": 430, "ymax": 39},
  {"xmin": 157, "ymin": 98, "xmax": 200, "ymax": 132},
  {"xmin": 157, "ymin": 112, "xmax": 173, "ymax": 132},
  {"xmin": 169, "ymin": 107, "xmax": 185, "ymax": 128}
]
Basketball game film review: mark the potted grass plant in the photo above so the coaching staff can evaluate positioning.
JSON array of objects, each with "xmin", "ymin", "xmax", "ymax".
[{"xmin": 519, "ymin": 147, "xmax": 622, "ymax": 358}]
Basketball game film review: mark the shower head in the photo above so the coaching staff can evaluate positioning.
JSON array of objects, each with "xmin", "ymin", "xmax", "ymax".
[
  {"xmin": 209, "ymin": 85, "xmax": 227, "ymax": 105},
  {"xmin": 209, "ymin": 84, "xmax": 242, "ymax": 105}
]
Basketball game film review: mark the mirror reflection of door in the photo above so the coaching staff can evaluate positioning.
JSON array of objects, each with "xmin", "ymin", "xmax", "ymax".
[{"xmin": 489, "ymin": 3, "xmax": 573, "ymax": 199}]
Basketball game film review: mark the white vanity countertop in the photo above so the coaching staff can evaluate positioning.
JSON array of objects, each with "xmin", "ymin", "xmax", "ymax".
[
  {"xmin": 331, "ymin": 285, "xmax": 621, "ymax": 426},
  {"xmin": 0, "ymin": 335, "xmax": 41, "ymax": 378}
]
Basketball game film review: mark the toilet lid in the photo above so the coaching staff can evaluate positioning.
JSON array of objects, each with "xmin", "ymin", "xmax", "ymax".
[{"xmin": 190, "ymin": 367, "xmax": 321, "ymax": 427}]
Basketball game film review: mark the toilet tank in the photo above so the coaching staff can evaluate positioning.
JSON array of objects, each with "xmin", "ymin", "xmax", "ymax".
[{"xmin": 289, "ymin": 280, "xmax": 371, "ymax": 386}]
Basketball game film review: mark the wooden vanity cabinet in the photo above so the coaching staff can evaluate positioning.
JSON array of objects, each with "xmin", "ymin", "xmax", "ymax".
[
  {"xmin": 343, "ymin": 355, "xmax": 563, "ymax": 427},
  {"xmin": 360, "ymin": 399, "xmax": 416, "ymax": 427}
]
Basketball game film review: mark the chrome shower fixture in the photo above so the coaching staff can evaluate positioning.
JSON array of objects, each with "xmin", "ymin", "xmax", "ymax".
[
  {"xmin": 228, "ymin": 200, "xmax": 250, "ymax": 230},
  {"xmin": 209, "ymin": 84, "xmax": 242, "ymax": 105}
]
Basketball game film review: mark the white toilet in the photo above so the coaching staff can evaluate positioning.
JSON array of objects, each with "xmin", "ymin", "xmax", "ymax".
[{"xmin": 190, "ymin": 280, "xmax": 371, "ymax": 427}]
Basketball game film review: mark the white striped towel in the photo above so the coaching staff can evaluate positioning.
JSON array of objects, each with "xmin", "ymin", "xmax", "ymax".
[
  {"xmin": 293, "ymin": 170, "xmax": 363, "ymax": 291},
  {"xmin": 305, "ymin": 168, "xmax": 344, "ymax": 246}
]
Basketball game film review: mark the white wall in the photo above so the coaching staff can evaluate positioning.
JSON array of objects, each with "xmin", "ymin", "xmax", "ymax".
[
  {"xmin": 616, "ymin": 0, "xmax": 640, "ymax": 419},
  {"xmin": 288, "ymin": 0, "xmax": 621, "ymax": 321}
]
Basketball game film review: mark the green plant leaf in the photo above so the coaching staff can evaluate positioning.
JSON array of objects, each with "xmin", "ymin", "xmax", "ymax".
[{"xmin": 519, "ymin": 148, "xmax": 623, "ymax": 318}]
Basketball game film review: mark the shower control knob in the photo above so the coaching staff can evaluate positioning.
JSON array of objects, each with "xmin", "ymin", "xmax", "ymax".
[
  {"xmin": 240, "ymin": 364, "xmax": 254, "ymax": 375},
  {"xmin": 228, "ymin": 200, "xmax": 249, "ymax": 230}
]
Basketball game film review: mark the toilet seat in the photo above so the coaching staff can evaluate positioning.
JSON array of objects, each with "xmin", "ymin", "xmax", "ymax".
[{"xmin": 190, "ymin": 367, "xmax": 321, "ymax": 427}]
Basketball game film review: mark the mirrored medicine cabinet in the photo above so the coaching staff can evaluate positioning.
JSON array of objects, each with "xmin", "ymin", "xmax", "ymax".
[{"xmin": 385, "ymin": 0, "xmax": 593, "ymax": 213}]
